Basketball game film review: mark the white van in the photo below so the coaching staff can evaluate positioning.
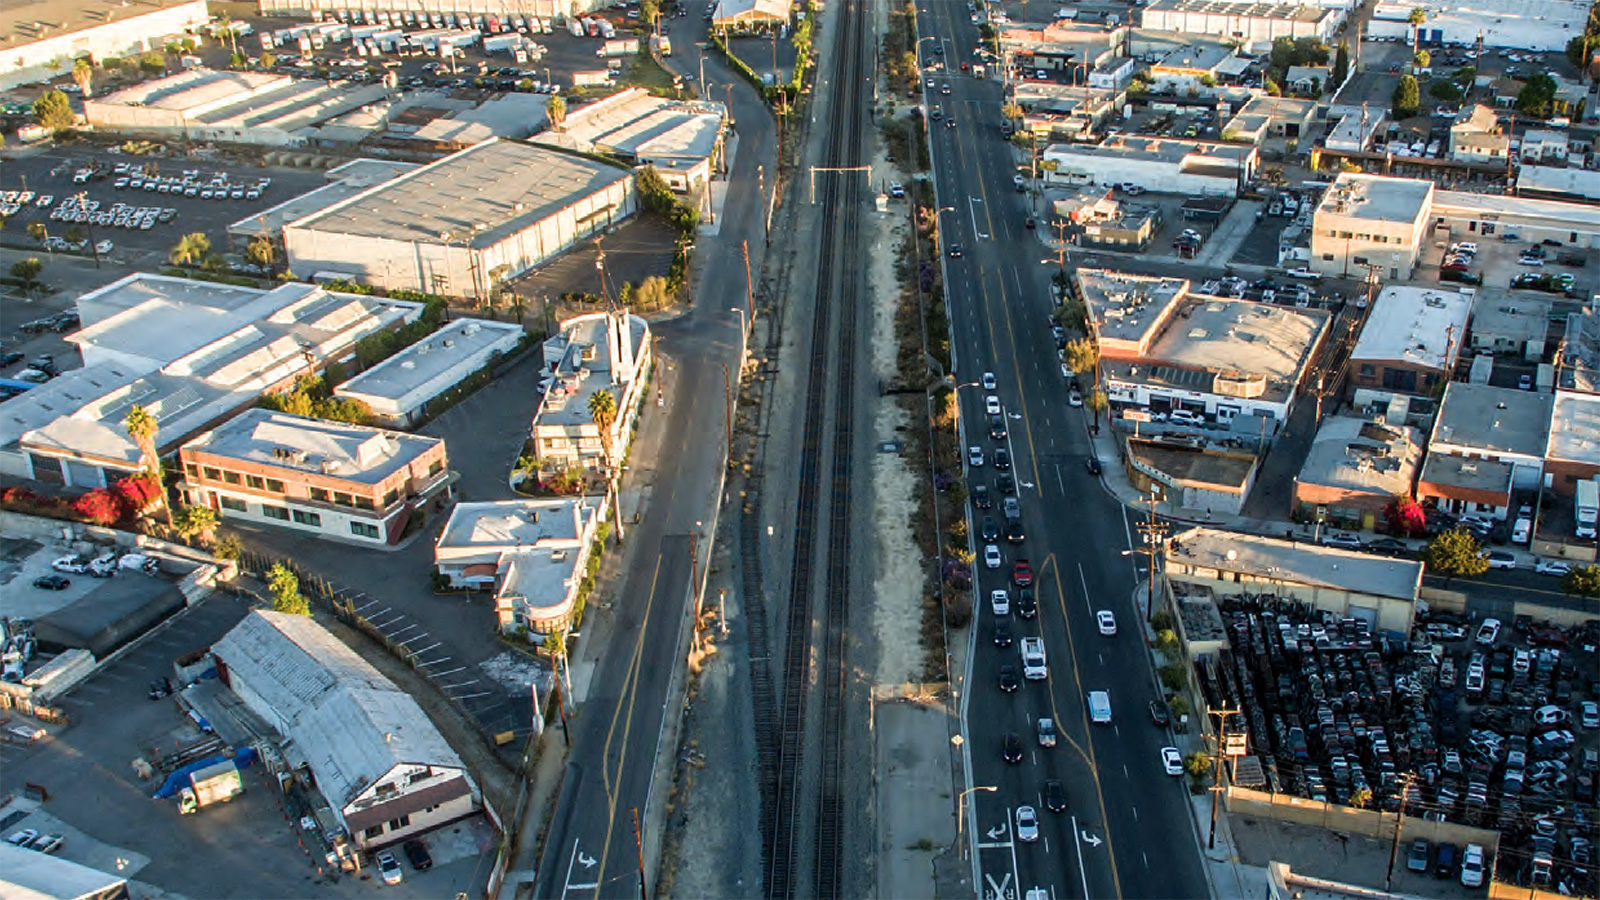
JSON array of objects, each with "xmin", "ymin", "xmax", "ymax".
[
  {"xmin": 1088, "ymin": 690, "xmax": 1112, "ymax": 723},
  {"xmin": 1021, "ymin": 637, "xmax": 1048, "ymax": 680}
]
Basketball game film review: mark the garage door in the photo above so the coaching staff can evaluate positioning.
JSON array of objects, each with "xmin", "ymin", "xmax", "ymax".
[{"xmin": 1348, "ymin": 605, "xmax": 1378, "ymax": 628}]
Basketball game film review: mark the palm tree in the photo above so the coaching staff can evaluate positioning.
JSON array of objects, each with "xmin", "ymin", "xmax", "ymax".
[
  {"xmin": 169, "ymin": 231, "xmax": 211, "ymax": 270},
  {"xmin": 1408, "ymin": 8, "xmax": 1427, "ymax": 53},
  {"xmin": 71, "ymin": 59, "xmax": 94, "ymax": 97},
  {"xmin": 588, "ymin": 388, "xmax": 618, "ymax": 467},
  {"xmin": 124, "ymin": 403, "xmax": 172, "ymax": 526},
  {"xmin": 547, "ymin": 94, "xmax": 567, "ymax": 129},
  {"xmin": 245, "ymin": 235, "xmax": 278, "ymax": 274}
]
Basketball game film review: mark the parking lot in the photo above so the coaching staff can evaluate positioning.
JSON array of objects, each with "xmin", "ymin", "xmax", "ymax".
[{"xmin": 1197, "ymin": 592, "xmax": 1599, "ymax": 895}]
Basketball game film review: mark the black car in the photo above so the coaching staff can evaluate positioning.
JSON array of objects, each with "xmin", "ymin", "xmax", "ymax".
[
  {"xmin": 33, "ymin": 575, "xmax": 69, "ymax": 590},
  {"xmin": 994, "ymin": 449, "xmax": 1011, "ymax": 470},
  {"xmin": 1000, "ymin": 665, "xmax": 1020, "ymax": 693},
  {"xmin": 997, "ymin": 473, "xmax": 1016, "ymax": 494},
  {"xmin": 1085, "ymin": 456, "xmax": 1102, "ymax": 476},
  {"xmin": 1044, "ymin": 778, "xmax": 1067, "ymax": 812},
  {"xmin": 0, "ymin": 351, "xmax": 23, "ymax": 368},
  {"xmin": 1005, "ymin": 521, "xmax": 1025, "ymax": 545},
  {"xmin": 993, "ymin": 622, "xmax": 1013, "ymax": 647},
  {"xmin": 1149, "ymin": 699, "xmax": 1171, "ymax": 727},
  {"xmin": 403, "ymin": 839, "xmax": 433, "ymax": 871},
  {"xmin": 1364, "ymin": 537, "xmax": 1411, "ymax": 557},
  {"xmin": 1002, "ymin": 731, "xmax": 1023, "ymax": 763},
  {"xmin": 990, "ymin": 414, "xmax": 1007, "ymax": 440},
  {"xmin": 981, "ymin": 517, "xmax": 1000, "ymax": 541},
  {"xmin": 1016, "ymin": 588, "xmax": 1037, "ymax": 618},
  {"xmin": 948, "ymin": 243, "xmax": 963, "ymax": 258},
  {"xmin": 972, "ymin": 485, "xmax": 992, "ymax": 509}
]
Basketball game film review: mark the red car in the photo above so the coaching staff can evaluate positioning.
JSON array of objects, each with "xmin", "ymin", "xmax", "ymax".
[{"xmin": 1012, "ymin": 559, "xmax": 1033, "ymax": 587}]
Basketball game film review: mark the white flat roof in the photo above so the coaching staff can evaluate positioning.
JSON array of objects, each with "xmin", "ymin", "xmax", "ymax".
[
  {"xmin": 1317, "ymin": 172, "xmax": 1433, "ymax": 224},
  {"xmin": 2, "ymin": 0, "xmax": 204, "ymax": 48},
  {"xmin": 1434, "ymin": 189, "xmax": 1600, "ymax": 232},
  {"xmin": 1549, "ymin": 390, "xmax": 1600, "ymax": 464},
  {"xmin": 1139, "ymin": 297, "xmax": 1327, "ymax": 395},
  {"xmin": 1432, "ymin": 382, "xmax": 1553, "ymax": 457},
  {"xmin": 335, "ymin": 317, "xmax": 522, "ymax": 410},
  {"xmin": 94, "ymin": 68, "xmax": 285, "ymax": 113},
  {"xmin": 1372, "ymin": 0, "xmax": 1585, "ymax": 50},
  {"xmin": 0, "ymin": 842, "xmax": 126, "ymax": 900},
  {"xmin": 436, "ymin": 499, "xmax": 599, "ymax": 613},
  {"xmin": 185, "ymin": 408, "xmax": 442, "ymax": 485},
  {"xmin": 1350, "ymin": 285, "xmax": 1473, "ymax": 370},
  {"xmin": 1166, "ymin": 526, "xmax": 1424, "ymax": 601},
  {"xmin": 229, "ymin": 160, "xmax": 419, "ymax": 239},
  {"xmin": 538, "ymin": 313, "xmax": 650, "ymax": 428},
  {"xmin": 1517, "ymin": 165, "xmax": 1600, "ymax": 201},
  {"xmin": 1077, "ymin": 268, "xmax": 1188, "ymax": 349}
]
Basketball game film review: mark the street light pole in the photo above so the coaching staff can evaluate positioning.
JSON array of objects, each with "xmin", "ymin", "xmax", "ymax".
[{"xmin": 955, "ymin": 785, "xmax": 998, "ymax": 858}]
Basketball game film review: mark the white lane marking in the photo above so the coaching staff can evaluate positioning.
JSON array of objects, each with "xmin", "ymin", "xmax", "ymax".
[{"xmin": 1069, "ymin": 815, "xmax": 1092, "ymax": 900}]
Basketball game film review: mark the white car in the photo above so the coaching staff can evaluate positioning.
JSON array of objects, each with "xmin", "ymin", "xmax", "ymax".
[
  {"xmin": 991, "ymin": 589, "xmax": 1011, "ymax": 616},
  {"xmin": 1096, "ymin": 610, "xmax": 1116, "ymax": 636},
  {"xmin": 981, "ymin": 371, "xmax": 997, "ymax": 390},
  {"xmin": 376, "ymin": 850, "xmax": 404, "ymax": 885},
  {"xmin": 985, "ymin": 395, "xmax": 1002, "ymax": 415},
  {"xmin": 968, "ymin": 446, "xmax": 985, "ymax": 467},
  {"xmin": 51, "ymin": 555, "xmax": 89, "ymax": 574},
  {"xmin": 984, "ymin": 544, "xmax": 1003, "ymax": 569},
  {"xmin": 1453, "ymin": 241, "xmax": 1479, "ymax": 254},
  {"xmin": 1581, "ymin": 700, "xmax": 1599, "ymax": 729},
  {"xmin": 1460, "ymin": 844, "xmax": 1485, "ymax": 888},
  {"xmin": 1161, "ymin": 746, "xmax": 1184, "ymax": 775},
  {"xmin": 1535, "ymin": 559, "xmax": 1571, "ymax": 577},
  {"xmin": 1534, "ymin": 705, "xmax": 1570, "ymax": 726},
  {"xmin": 1015, "ymin": 805, "xmax": 1039, "ymax": 842},
  {"xmin": 1475, "ymin": 618, "xmax": 1501, "ymax": 645},
  {"xmin": 1068, "ymin": 390, "xmax": 1083, "ymax": 407}
]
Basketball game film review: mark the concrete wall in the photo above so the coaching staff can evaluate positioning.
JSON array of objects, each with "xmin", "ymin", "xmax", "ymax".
[
  {"xmin": 1166, "ymin": 566, "xmax": 1416, "ymax": 635},
  {"xmin": 1225, "ymin": 786, "xmax": 1500, "ymax": 852},
  {"xmin": 256, "ymin": 0, "xmax": 606, "ymax": 16}
]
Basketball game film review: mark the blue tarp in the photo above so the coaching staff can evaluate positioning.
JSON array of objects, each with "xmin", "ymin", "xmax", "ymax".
[{"xmin": 150, "ymin": 746, "xmax": 258, "ymax": 800}]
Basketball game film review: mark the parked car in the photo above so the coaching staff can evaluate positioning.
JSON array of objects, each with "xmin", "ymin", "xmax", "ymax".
[
  {"xmin": 984, "ymin": 545, "xmax": 1002, "ymax": 569},
  {"xmin": 1535, "ymin": 559, "xmax": 1571, "ymax": 576},
  {"xmin": 1485, "ymin": 550, "xmax": 1517, "ymax": 570},
  {"xmin": 1459, "ymin": 844, "xmax": 1485, "ymax": 888},
  {"xmin": 1408, "ymin": 839, "xmax": 1430, "ymax": 872},
  {"xmin": 1160, "ymin": 746, "xmax": 1184, "ymax": 775},
  {"xmin": 1476, "ymin": 618, "xmax": 1502, "ymax": 645},
  {"xmin": 376, "ymin": 851, "xmax": 404, "ymax": 885},
  {"xmin": 32, "ymin": 575, "xmax": 69, "ymax": 590},
  {"xmin": 1149, "ymin": 700, "xmax": 1171, "ymax": 727},
  {"xmin": 1321, "ymin": 532, "xmax": 1362, "ymax": 550}
]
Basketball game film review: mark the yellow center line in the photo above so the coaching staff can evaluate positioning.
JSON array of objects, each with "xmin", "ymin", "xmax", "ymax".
[{"xmin": 592, "ymin": 550, "xmax": 666, "ymax": 893}]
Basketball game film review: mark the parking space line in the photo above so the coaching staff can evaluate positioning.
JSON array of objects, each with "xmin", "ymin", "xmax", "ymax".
[
  {"xmin": 432, "ymin": 665, "xmax": 466, "ymax": 677},
  {"xmin": 452, "ymin": 691, "xmax": 491, "ymax": 701}
]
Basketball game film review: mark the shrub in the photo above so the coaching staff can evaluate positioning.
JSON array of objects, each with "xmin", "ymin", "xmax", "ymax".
[{"xmin": 72, "ymin": 489, "xmax": 125, "ymax": 525}]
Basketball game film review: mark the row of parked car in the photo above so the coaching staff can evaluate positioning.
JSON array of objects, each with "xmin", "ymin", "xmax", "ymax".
[
  {"xmin": 35, "ymin": 551, "xmax": 162, "ymax": 589},
  {"xmin": 6, "ymin": 828, "xmax": 65, "ymax": 855}
]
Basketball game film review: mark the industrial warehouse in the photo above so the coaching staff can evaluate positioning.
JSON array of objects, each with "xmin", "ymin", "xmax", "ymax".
[{"xmin": 281, "ymin": 138, "xmax": 637, "ymax": 299}]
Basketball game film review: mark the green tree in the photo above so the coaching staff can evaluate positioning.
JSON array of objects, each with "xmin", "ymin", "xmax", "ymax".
[
  {"xmin": 1001, "ymin": 100, "xmax": 1024, "ymax": 122},
  {"xmin": 139, "ymin": 50, "xmax": 166, "ymax": 74},
  {"xmin": 546, "ymin": 94, "xmax": 566, "ymax": 128},
  {"xmin": 260, "ymin": 51, "xmax": 277, "ymax": 69},
  {"xmin": 71, "ymin": 58, "xmax": 94, "ymax": 97},
  {"xmin": 33, "ymin": 90, "xmax": 75, "ymax": 132},
  {"xmin": 1413, "ymin": 49, "xmax": 1431, "ymax": 70},
  {"xmin": 1391, "ymin": 74, "xmax": 1420, "ymax": 117},
  {"xmin": 1517, "ymin": 73, "xmax": 1558, "ymax": 117},
  {"xmin": 1429, "ymin": 80, "xmax": 1463, "ymax": 101},
  {"xmin": 1332, "ymin": 41, "xmax": 1349, "ymax": 88},
  {"xmin": 588, "ymin": 388, "xmax": 618, "ymax": 467},
  {"xmin": 1561, "ymin": 564, "xmax": 1600, "ymax": 597},
  {"xmin": 11, "ymin": 257, "xmax": 43, "ymax": 288},
  {"xmin": 1456, "ymin": 65, "xmax": 1477, "ymax": 86},
  {"xmin": 1349, "ymin": 787, "xmax": 1373, "ymax": 809},
  {"xmin": 1408, "ymin": 7, "xmax": 1427, "ymax": 52},
  {"xmin": 171, "ymin": 504, "xmax": 219, "ymax": 544},
  {"xmin": 1088, "ymin": 389, "xmax": 1108, "ymax": 415},
  {"xmin": 169, "ymin": 231, "xmax": 211, "ymax": 269},
  {"xmin": 123, "ymin": 403, "xmax": 173, "ymax": 526},
  {"xmin": 1263, "ymin": 77, "xmax": 1281, "ymax": 96},
  {"xmin": 246, "ymin": 234, "xmax": 279, "ymax": 273},
  {"xmin": 640, "ymin": 0, "xmax": 660, "ymax": 26},
  {"xmin": 1184, "ymin": 751, "xmax": 1212, "ymax": 783},
  {"xmin": 1159, "ymin": 660, "xmax": 1189, "ymax": 693},
  {"xmin": 267, "ymin": 562, "xmax": 310, "ymax": 616},
  {"xmin": 1062, "ymin": 337, "xmax": 1098, "ymax": 376},
  {"xmin": 1423, "ymin": 528, "xmax": 1489, "ymax": 583}
]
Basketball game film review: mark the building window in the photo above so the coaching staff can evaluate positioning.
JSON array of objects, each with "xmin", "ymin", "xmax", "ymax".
[
  {"xmin": 292, "ymin": 509, "xmax": 322, "ymax": 527},
  {"xmin": 246, "ymin": 475, "xmax": 265, "ymax": 489},
  {"xmin": 220, "ymin": 496, "xmax": 248, "ymax": 512},
  {"xmin": 221, "ymin": 470, "xmax": 242, "ymax": 484},
  {"xmin": 387, "ymin": 816, "xmax": 411, "ymax": 831},
  {"xmin": 310, "ymin": 487, "xmax": 330, "ymax": 502},
  {"xmin": 1322, "ymin": 254, "xmax": 1334, "ymax": 261},
  {"xmin": 334, "ymin": 491, "xmax": 355, "ymax": 507},
  {"xmin": 383, "ymin": 488, "xmax": 400, "ymax": 507},
  {"xmin": 185, "ymin": 464, "xmax": 198, "ymax": 478},
  {"xmin": 1359, "ymin": 364, "xmax": 1376, "ymax": 377},
  {"xmin": 364, "ymin": 825, "xmax": 385, "ymax": 840},
  {"xmin": 428, "ymin": 459, "xmax": 444, "ymax": 476},
  {"xmin": 203, "ymin": 467, "xmax": 222, "ymax": 480},
  {"xmin": 351, "ymin": 521, "xmax": 380, "ymax": 539},
  {"xmin": 265, "ymin": 479, "xmax": 284, "ymax": 493},
  {"xmin": 356, "ymin": 496, "xmax": 375, "ymax": 510},
  {"xmin": 1352, "ymin": 256, "xmax": 1369, "ymax": 266},
  {"xmin": 262, "ymin": 505, "xmax": 290, "ymax": 521}
]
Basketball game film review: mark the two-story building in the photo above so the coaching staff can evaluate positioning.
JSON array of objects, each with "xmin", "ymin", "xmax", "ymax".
[
  {"xmin": 433, "ymin": 499, "xmax": 602, "ymax": 635},
  {"xmin": 1292, "ymin": 416, "xmax": 1425, "ymax": 528},
  {"xmin": 1347, "ymin": 285, "xmax": 1473, "ymax": 416},
  {"xmin": 1309, "ymin": 173, "xmax": 1433, "ymax": 280},
  {"xmin": 1448, "ymin": 105, "xmax": 1510, "ymax": 163},
  {"xmin": 179, "ymin": 409, "xmax": 452, "ymax": 545},
  {"xmin": 1416, "ymin": 382, "xmax": 1553, "ymax": 517},
  {"xmin": 530, "ymin": 311, "xmax": 652, "ymax": 473}
]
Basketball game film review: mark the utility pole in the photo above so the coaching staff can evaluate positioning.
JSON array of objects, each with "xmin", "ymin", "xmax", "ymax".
[
  {"xmin": 1205, "ymin": 705, "xmax": 1240, "ymax": 850},
  {"xmin": 1384, "ymin": 772, "xmax": 1417, "ymax": 890},
  {"xmin": 1052, "ymin": 219, "xmax": 1072, "ymax": 274},
  {"xmin": 553, "ymin": 679, "xmax": 569, "ymax": 745},
  {"xmin": 689, "ymin": 530, "xmax": 702, "ymax": 653},
  {"xmin": 1135, "ymin": 494, "xmax": 1170, "ymax": 623},
  {"xmin": 632, "ymin": 806, "xmax": 648, "ymax": 900},
  {"xmin": 723, "ymin": 362, "xmax": 733, "ymax": 453},
  {"xmin": 758, "ymin": 165, "xmax": 771, "ymax": 246},
  {"xmin": 742, "ymin": 239, "xmax": 755, "ymax": 320}
]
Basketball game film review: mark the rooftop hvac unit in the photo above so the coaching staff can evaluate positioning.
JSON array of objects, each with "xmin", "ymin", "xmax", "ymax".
[
  {"xmin": 321, "ymin": 459, "xmax": 343, "ymax": 474},
  {"xmin": 400, "ymin": 360, "xmax": 416, "ymax": 369}
]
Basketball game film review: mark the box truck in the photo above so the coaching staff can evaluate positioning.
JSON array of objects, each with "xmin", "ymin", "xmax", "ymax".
[
  {"xmin": 1577, "ymin": 478, "xmax": 1598, "ymax": 539},
  {"xmin": 598, "ymin": 38, "xmax": 639, "ymax": 57},
  {"xmin": 178, "ymin": 760, "xmax": 244, "ymax": 814}
]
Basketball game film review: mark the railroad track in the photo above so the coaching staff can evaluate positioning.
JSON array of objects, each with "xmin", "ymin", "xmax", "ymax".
[{"xmin": 767, "ymin": 0, "xmax": 869, "ymax": 896}]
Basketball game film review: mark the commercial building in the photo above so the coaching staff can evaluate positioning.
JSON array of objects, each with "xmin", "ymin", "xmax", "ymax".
[
  {"xmin": 334, "ymin": 318, "xmax": 523, "ymax": 427},
  {"xmin": 1126, "ymin": 438, "xmax": 1259, "ymax": 515},
  {"xmin": 1430, "ymin": 190, "xmax": 1600, "ymax": 248},
  {"xmin": 1220, "ymin": 95, "xmax": 1319, "ymax": 144},
  {"xmin": 1545, "ymin": 391, "xmax": 1600, "ymax": 497},
  {"xmin": 533, "ymin": 88, "xmax": 726, "ymax": 193},
  {"xmin": 1079, "ymin": 269, "xmax": 1329, "ymax": 428},
  {"xmin": 1041, "ymin": 137, "xmax": 1256, "ymax": 197},
  {"xmin": 1147, "ymin": 43, "xmax": 1238, "ymax": 94},
  {"xmin": 0, "ymin": 0, "xmax": 209, "ymax": 91},
  {"xmin": 0, "ymin": 842, "xmax": 128, "ymax": 900},
  {"xmin": 1164, "ymin": 527, "xmax": 1423, "ymax": 634},
  {"xmin": 1417, "ymin": 382, "xmax": 1552, "ymax": 516},
  {"xmin": 83, "ymin": 68, "xmax": 390, "ymax": 147},
  {"xmin": 1322, "ymin": 106, "xmax": 1386, "ymax": 153},
  {"xmin": 1137, "ymin": 0, "xmax": 1342, "ymax": 47},
  {"xmin": 1309, "ymin": 173, "xmax": 1433, "ymax": 280},
  {"xmin": 1467, "ymin": 291, "xmax": 1550, "ymax": 360},
  {"xmin": 0, "ymin": 276, "xmax": 422, "ymax": 488},
  {"xmin": 1558, "ymin": 307, "xmax": 1600, "ymax": 393},
  {"xmin": 1448, "ymin": 105, "xmax": 1510, "ymax": 163},
  {"xmin": 1517, "ymin": 165, "xmax": 1600, "ymax": 203},
  {"xmin": 178, "ymin": 409, "xmax": 452, "ymax": 544},
  {"xmin": 1014, "ymin": 87, "xmax": 1121, "ymax": 142},
  {"xmin": 1365, "ymin": 0, "xmax": 1586, "ymax": 52},
  {"xmin": 531, "ymin": 311, "xmax": 652, "ymax": 471},
  {"xmin": 1347, "ymin": 285, "xmax": 1471, "ymax": 412},
  {"xmin": 710, "ymin": 0, "xmax": 791, "ymax": 29},
  {"xmin": 1292, "ymin": 416, "xmax": 1424, "ymax": 528},
  {"xmin": 283, "ymin": 138, "xmax": 636, "ymax": 300},
  {"xmin": 434, "ymin": 498, "xmax": 602, "ymax": 634},
  {"xmin": 210, "ymin": 610, "xmax": 481, "ymax": 850},
  {"xmin": 228, "ymin": 158, "xmax": 420, "ymax": 248}
]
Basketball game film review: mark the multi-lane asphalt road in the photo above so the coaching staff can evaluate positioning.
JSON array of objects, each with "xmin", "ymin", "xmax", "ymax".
[{"xmin": 913, "ymin": 4, "xmax": 1213, "ymax": 899}]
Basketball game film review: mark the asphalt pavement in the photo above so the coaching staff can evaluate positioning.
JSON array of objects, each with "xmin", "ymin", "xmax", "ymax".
[
  {"xmin": 913, "ymin": 3, "xmax": 1211, "ymax": 898},
  {"xmin": 527, "ymin": 4, "xmax": 776, "ymax": 896}
]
